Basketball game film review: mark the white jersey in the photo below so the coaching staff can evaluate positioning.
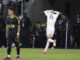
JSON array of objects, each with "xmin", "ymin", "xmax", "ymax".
[
  {"xmin": 44, "ymin": 10, "xmax": 60, "ymax": 36},
  {"xmin": 44, "ymin": 10, "xmax": 60, "ymax": 28}
]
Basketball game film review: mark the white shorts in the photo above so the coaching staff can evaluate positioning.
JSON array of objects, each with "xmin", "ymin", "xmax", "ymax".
[{"xmin": 46, "ymin": 27, "xmax": 55, "ymax": 37}]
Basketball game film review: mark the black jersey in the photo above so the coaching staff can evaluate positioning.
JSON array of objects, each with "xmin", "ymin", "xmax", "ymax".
[{"xmin": 6, "ymin": 16, "xmax": 20, "ymax": 31}]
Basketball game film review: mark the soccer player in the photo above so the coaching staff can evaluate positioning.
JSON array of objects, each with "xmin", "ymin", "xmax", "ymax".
[
  {"xmin": 4, "ymin": 7, "xmax": 20, "ymax": 60},
  {"xmin": 43, "ymin": 10, "xmax": 60, "ymax": 54}
]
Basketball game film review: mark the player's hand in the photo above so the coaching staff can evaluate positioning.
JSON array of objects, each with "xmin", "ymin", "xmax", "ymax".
[
  {"xmin": 16, "ymin": 35, "xmax": 19, "ymax": 39},
  {"xmin": 6, "ymin": 34, "xmax": 8, "ymax": 38},
  {"xmin": 16, "ymin": 32, "xmax": 20, "ymax": 39}
]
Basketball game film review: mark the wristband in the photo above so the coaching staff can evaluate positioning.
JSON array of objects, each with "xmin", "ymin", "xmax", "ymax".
[{"xmin": 17, "ymin": 32, "xmax": 20, "ymax": 35}]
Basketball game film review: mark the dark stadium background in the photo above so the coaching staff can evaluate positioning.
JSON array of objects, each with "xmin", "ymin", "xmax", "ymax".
[{"xmin": 0, "ymin": 0, "xmax": 80, "ymax": 48}]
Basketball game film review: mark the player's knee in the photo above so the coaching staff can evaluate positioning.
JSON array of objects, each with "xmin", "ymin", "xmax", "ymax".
[
  {"xmin": 47, "ymin": 34, "xmax": 51, "ymax": 39},
  {"xmin": 8, "ymin": 44, "xmax": 11, "ymax": 48},
  {"xmin": 47, "ymin": 40, "xmax": 50, "ymax": 42}
]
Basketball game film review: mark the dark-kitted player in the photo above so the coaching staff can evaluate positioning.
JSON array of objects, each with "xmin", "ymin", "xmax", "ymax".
[{"xmin": 4, "ymin": 7, "xmax": 20, "ymax": 60}]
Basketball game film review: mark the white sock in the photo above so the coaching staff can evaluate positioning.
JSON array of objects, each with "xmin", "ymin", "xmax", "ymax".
[
  {"xmin": 8, "ymin": 55, "xmax": 11, "ymax": 58},
  {"xmin": 48, "ymin": 39, "xmax": 54, "ymax": 43},
  {"xmin": 44, "ymin": 41, "xmax": 50, "ymax": 51},
  {"xmin": 17, "ymin": 55, "xmax": 20, "ymax": 57}
]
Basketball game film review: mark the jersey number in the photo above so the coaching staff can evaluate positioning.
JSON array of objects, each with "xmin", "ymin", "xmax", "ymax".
[{"xmin": 50, "ymin": 14, "xmax": 54, "ymax": 20}]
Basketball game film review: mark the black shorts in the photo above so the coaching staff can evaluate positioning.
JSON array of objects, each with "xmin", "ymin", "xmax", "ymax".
[{"xmin": 7, "ymin": 30, "xmax": 20, "ymax": 46}]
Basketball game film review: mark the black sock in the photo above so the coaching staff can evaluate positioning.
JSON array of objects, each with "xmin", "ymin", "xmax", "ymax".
[
  {"xmin": 7, "ymin": 45, "xmax": 11, "ymax": 55},
  {"xmin": 16, "ymin": 46, "xmax": 20, "ymax": 56}
]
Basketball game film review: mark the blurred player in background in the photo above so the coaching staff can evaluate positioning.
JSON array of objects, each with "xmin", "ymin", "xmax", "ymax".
[
  {"xmin": 43, "ymin": 10, "xmax": 60, "ymax": 54},
  {"xmin": 4, "ymin": 7, "xmax": 20, "ymax": 60}
]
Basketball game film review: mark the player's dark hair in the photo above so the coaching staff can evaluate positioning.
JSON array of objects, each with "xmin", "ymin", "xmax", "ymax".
[{"xmin": 8, "ymin": 7, "xmax": 15, "ymax": 13}]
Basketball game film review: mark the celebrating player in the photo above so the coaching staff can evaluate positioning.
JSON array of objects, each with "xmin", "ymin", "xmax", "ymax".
[
  {"xmin": 43, "ymin": 10, "xmax": 60, "ymax": 54},
  {"xmin": 4, "ymin": 7, "xmax": 21, "ymax": 60}
]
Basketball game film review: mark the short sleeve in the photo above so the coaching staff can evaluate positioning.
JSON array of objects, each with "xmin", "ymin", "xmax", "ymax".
[
  {"xmin": 5, "ymin": 17, "xmax": 9, "ymax": 24},
  {"xmin": 54, "ymin": 11, "xmax": 60, "ymax": 15},
  {"xmin": 15, "ymin": 16, "xmax": 20, "ymax": 25},
  {"xmin": 44, "ymin": 10, "xmax": 51, "ymax": 16},
  {"xmin": 54, "ymin": 11, "xmax": 60, "ymax": 19}
]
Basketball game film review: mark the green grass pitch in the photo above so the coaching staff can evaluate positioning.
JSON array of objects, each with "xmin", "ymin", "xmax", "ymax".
[{"xmin": 0, "ymin": 48, "xmax": 80, "ymax": 60}]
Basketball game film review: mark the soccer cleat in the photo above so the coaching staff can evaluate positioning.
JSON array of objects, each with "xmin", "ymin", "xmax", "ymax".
[
  {"xmin": 53, "ymin": 40, "xmax": 56, "ymax": 47},
  {"xmin": 16, "ymin": 56, "xmax": 20, "ymax": 60},
  {"xmin": 43, "ymin": 51, "xmax": 47, "ymax": 54},
  {"xmin": 4, "ymin": 57, "xmax": 11, "ymax": 60}
]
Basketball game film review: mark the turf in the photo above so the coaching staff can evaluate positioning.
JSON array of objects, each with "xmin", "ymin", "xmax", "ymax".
[{"xmin": 0, "ymin": 48, "xmax": 80, "ymax": 60}]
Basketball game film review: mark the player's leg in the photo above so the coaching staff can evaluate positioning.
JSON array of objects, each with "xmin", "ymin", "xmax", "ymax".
[
  {"xmin": 43, "ymin": 28, "xmax": 56, "ymax": 54},
  {"xmin": 7, "ymin": 44, "xmax": 12, "ymax": 58},
  {"xmin": 43, "ymin": 35, "xmax": 56, "ymax": 54},
  {"xmin": 48, "ymin": 28, "xmax": 56, "ymax": 47},
  {"xmin": 4, "ymin": 36, "xmax": 12, "ymax": 60},
  {"xmin": 15, "ymin": 41, "xmax": 20, "ymax": 60},
  {"xmin": 43, "ymin": 34, "xmax": 52, "ymax": 53}
]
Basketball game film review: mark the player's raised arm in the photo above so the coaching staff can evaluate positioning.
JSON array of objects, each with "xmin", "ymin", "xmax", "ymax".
[
  {"xmin": 54, "ymin": 11, "xmax": 60, "ymax": 15},
  {"xmin": 53, "ymin": 11, "xmax": 60, "ymax": 19},
  {"xmin": 44, "ymin": 10, "xmax": 51, "ymax": 16}
]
